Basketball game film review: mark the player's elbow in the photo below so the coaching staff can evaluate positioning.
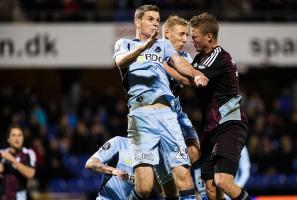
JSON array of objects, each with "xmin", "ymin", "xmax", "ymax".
[
  {"xmin": 115, "ymin": 56, "xmax": 128, "ymax": 69},
  {"xmin": 85, "ymin": 159, "xmax": 92, "ymax": 170}
]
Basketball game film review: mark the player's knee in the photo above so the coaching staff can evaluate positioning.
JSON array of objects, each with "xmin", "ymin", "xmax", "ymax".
[
  {"xmin": 134, "ymin": 166, "xmax": 154, "ymax": 197},
  {"xmin": 136, "ymin": 186, "xmax": 152, "ymax": 198},
  {"xmin": 206, "ymin": 185, "xmax": 216, "ymax": 200},
  {"xmin": 172, "ymin": 166, "xmax": 194, "ymax": 190},
  {"xmin": 214, "ymin": 174, "xmax": 232, "ymax": 192}
]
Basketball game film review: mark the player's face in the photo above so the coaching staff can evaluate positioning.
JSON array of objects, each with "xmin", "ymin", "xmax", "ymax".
[
  {"xmin": 191, "ymin": 27, "xmax": 209, "ymax": 54},
  {"xmin": 137, "ymin": 11, "xmax": 160, "ymax": 38},
  {"xmin": 167, "ymin": 25, "xmax": 188, "ymax": 52},
  {"xmin": 7, "ymin": 128, "xmax": 24, "ymax": 150}
]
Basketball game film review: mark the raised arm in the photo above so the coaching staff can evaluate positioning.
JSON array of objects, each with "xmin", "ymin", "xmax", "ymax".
[
  {"xmin": 163, "ymin": 63, "xmax": 192, "ymax": 86},
  {"xmin": 115, "ymin": 31, "xmax": 158, "ymax": 69}
]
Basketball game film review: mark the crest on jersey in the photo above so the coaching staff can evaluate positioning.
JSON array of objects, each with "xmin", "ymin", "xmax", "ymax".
[
  {"xmin": 193, "ymin": 63, "xmax": 206, "ymax": 70},
  {"xmin": 154, "ymin": 46, "xmax": 161, "ymax": 53},
  {"xmin": 197, "ymin": 64, "xmax": 206, "ymax": 69},
  {"xmin": 102, "ymin": 142, "xmax": 111, "ymax": 150}
]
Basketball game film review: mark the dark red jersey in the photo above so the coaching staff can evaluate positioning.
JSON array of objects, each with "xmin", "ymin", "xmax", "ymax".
[
  {"xmin": 1, "ymin": 147, "xmax": 36, "ymax": 200},
  {"xmin": 192, "ymin": 46, "xmax": 248, "ymax": 132}
]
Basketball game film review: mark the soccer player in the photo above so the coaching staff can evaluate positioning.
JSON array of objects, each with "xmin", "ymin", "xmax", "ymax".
[
  {"xmin": 0, "ymin": 124, "xmax": 36, "ymax": 200},
  {"xmin": 113, "ymin": 4, "xmax": 208, "ymax": 200},
  {"xmin": 85, "ymin": 136, "xmax": 178, "ymax": 200},
  {"xmin": 190, "ymin": 12, "xmax": 251, "ymax": 200},
  {"xmin": 162, "ymin": 15, "xmax": 208, "ymax": 200}
]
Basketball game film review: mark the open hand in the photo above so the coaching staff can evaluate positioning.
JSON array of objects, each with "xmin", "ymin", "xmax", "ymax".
[{"xmin": 141, "ymin": 30, "xmax": 159, "ymax": 51}]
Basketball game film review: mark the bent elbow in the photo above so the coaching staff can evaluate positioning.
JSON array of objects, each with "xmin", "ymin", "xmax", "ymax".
[{"xmin": 85, "ymin": 159, "xmax": 92, "ymax": 170}]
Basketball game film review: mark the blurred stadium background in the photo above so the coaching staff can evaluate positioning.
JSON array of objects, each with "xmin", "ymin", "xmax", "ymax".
[{"xmin": 1, "ymin": 0, "xmax": 297, "ymax": 199}]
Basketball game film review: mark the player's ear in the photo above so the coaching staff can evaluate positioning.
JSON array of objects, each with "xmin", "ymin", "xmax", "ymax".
[
  {"xmin": 207, "ymin": 33, "xmax": 213, "ymax": 42},
  {"xmin": 134, "ymin": 18, "xmax": 141, "ymax": 29},
  {"xmin": 163, "ymin": 28, "xmax": 170, "ymax": 39}
]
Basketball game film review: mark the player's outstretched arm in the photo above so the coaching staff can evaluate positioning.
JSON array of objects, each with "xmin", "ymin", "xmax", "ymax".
[
  {"xmin": 85, "ymin": 157, "xmax": 129, "ymax": 180},
  {"xmin": 115, "ymin": 31, "xmax": 158, "ymax": 69},
  {"xmin": 170, "ymin": 54, "xmax": 209, "ymax": 87},
  {"xmin": 163, "ymin": 63, "xmax": 192, "ymax": 86}
]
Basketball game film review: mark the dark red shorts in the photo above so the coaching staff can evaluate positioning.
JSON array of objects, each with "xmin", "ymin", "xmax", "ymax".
[{"xmin": 200, "ymin": 122, "xmax": 248, "ymax": 181}]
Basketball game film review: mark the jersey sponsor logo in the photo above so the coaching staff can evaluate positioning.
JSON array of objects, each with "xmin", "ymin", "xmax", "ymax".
[
  {"xmin": 101, "ymin": 142, "xmax": 111, "ymax": 150},
  {"xmin": 134, "ymin": 152, "xmax": 154, "ymax": 162},
  {"xmin": 136, "ymin": 53, "xmax": 164, "ymax": 63},
  {"xmin": 124, "ymin": 159, "xmax": 132, "ymax": 166}
]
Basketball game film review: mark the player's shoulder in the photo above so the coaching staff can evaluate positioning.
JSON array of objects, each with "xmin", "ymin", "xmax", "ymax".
[
  {"xmin": 114, "ymin": 38, "xmax": 133, "ymax": 48},
  {"xmin": 114, "ymin": 136, "xmax": 129, "ymax": 149},
  {"xmin": 115, "ymin": 38, "xmax": 132, "ymax": 43},
  {"xmin": 158, "ymin": 38, "xmax": 171, "ymax": 45},
  {"xmin": 218, "ymin": 46, "xmax": 236, "ymax": 65},
  {"xmin": 179, "ymin": 50, "xmax": 191, "ymax": 58},
  {"xmin": 200, "ymin": 46, "xmax": 224, "ymax": 67},
  {"xmin": 103, "ymin": 136, "xmax": 128, "ymax": 150},
  {"xmin": 113, "ymin": 136, "xmax": 128, "ymax": 143},
  {"xmin": 22, "ymin": 147, "xmax": 35, "ymax": 154},
  {"xmin": 22, "ymin": 147, "xmax": 36, "ymax": 158}
]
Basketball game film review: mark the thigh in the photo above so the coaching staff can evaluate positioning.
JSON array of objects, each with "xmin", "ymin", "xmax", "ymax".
[
  {"xmin": 213, "ymin": 124, "xmax": 247, "ymax": 176},
  {"xmin": 127, "ymin": 112, "xmax": 160, "ymax": 167},
  {"xmin": 213, "ymin": 124, "xmax": 247, "ymax": 164},
  {"xmin": 200, "ymin": 132, "xmax": 215, "ymax": 181},
  {"xmin": 159, "ymin": 111, "xmax": 191, "ymax": 169},
  {"xmin": 134, "ymin": 165, "xmax": 154, "ymax": 189}
]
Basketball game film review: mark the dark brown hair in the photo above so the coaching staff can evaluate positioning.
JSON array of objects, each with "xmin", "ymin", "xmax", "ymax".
[
  {"xmin": 190, "ymin": 12, "xmax": 219, "ymax": 40},
  {"xmin": 7, "ymin": 123, "xmax": 23, "ymax": 138}
]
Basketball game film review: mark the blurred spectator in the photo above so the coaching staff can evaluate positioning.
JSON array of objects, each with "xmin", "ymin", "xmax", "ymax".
[{"xmin": 0, "ymin": 124, "xmax": 36, "ymax": 200}]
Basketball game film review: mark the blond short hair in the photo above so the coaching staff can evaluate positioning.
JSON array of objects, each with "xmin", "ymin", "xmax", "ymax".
[
  {"xmin": 134, "ymin": 4, "xmax": 160, "ymax": 20},
  {"xmin": 163, "ymin": 15, "xmax": 189, "ymax": 31},
  {"xmin": 190, "ymin": 12, "xmax": 219, "ymax": 40}
]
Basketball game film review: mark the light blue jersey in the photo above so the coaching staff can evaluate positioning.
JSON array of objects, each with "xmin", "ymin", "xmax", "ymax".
[
  {"xmin": 92, "ymin": 137, "xmax": 134, "ymax": 200},
  {"xmin": 92, "ymin": 136, "xmax": 172, "ymax": 200},
  {"xmin": 113, "ymin": 38, "xmax": 178, "ymax": 109},
  {"xmin": 114, "ymin": 38, "xmax": 190, "ymax": 169},
  {"xmin": 170, "ymin": 51, "xmax": 198, "ymax": 141}
]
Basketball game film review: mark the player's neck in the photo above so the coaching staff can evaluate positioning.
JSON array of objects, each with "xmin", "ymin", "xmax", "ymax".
[
  {"xmin": 205, "ymin": 42, "xmax": 219, "ymax": 54},
  {"xmin": 136, "ymin": 32, "xmax": 150, "ymax": 42}
]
